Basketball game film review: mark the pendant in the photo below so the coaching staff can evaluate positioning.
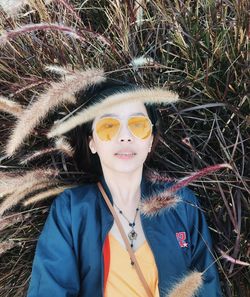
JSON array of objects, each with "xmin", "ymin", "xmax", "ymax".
[{"xmin": 128, "ymin": 229, "xmax": 137, "ymax": 241}]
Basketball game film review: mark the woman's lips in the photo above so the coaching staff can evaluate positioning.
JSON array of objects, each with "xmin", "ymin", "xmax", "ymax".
[{"xmin": 114, "ymin": 152, "xmax": 136, "ymax": 159}]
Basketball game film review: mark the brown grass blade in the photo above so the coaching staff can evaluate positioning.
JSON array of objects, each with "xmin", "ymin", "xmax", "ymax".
[{"xmin": 0, "ymin": 212, "xmax": 31, "ymax": 231}]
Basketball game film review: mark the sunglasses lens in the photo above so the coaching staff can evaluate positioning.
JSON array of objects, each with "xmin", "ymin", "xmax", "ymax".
[
  {"xmin": 96, "ymin": 117, "xmax": 120, "ymax": 141},
  {"xmin": 95, "ymin": 116, "xmax": 152, "ymax": 141},
  {"xmin": 128, "ymin": 117, "xmax": 152, "ymax": 139}
]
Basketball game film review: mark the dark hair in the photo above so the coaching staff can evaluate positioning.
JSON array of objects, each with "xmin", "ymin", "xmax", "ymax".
[{"xmin": 68, "ymin": 80, "xmax": 162, "ymax": 183}]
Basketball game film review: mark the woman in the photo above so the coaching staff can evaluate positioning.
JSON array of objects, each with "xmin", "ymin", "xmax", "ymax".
[{"xmin": 27, "ymin": 81, "xmax": 222, "ymax": 297}]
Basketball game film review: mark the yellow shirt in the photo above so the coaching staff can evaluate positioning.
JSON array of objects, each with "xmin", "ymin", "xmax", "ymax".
[{"xmin": 105, "ymin": 233, "xmax": 160, "ymax": 297}]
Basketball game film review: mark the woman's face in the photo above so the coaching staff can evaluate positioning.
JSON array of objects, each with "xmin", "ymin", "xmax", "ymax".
[{"xmin": 88, "ymin": 101, "xmax": 154, "ymax": 175}]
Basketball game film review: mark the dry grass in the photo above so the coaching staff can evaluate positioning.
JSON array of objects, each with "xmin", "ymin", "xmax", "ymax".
[
  {"xmin": 4, "ymin": 67, "xmax": 105, "ymax": 156},
  {"xmin": 0, "ymin": 96, "xmax": 23, "ymax": 116},
  {"xmin": 0, "ymin": 1, "xmax": 248, "ymax": 296}
]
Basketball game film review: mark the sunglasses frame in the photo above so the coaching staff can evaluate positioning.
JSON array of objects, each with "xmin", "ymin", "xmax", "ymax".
[{"xmin": 93, "ymin": 115, "xmax": 154, "ymax": 141}]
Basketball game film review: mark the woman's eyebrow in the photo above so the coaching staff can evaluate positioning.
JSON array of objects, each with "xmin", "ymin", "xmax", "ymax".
[{"xmin": 100, "ymin": 112, "xmax": 145, "ymax": 118}]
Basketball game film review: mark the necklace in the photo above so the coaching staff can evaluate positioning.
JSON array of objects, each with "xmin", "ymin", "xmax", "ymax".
[{"xmin": 113, "ymin": 202, "xmax": 140, "ymax": 248}]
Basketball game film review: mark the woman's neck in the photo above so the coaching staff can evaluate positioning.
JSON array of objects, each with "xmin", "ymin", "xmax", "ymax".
[{"xmin": 102, "ymin": 168, "xmax": 143, "ymax": 210}]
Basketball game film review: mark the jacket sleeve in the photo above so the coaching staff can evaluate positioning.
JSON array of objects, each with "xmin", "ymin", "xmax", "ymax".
[
  {"xmin": 27, "ymin": 191, "xmax": 80, "ymax": 297},
  {"xmin": 183, "ymin": 187, "xmax": 223, "ymax": 297}
]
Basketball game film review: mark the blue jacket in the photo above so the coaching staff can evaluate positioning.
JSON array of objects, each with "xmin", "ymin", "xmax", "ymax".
[{"xmin": 27, "ymin": 174, "xmax": 222, "ymax": 297}]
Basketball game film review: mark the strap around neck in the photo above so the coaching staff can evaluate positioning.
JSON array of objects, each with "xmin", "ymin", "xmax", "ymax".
[{"xmin": 97, "ymin": 181, "xmax": 154, "ymax": 297}]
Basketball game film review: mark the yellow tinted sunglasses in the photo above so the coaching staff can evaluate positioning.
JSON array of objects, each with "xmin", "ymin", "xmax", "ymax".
[{"xmin": 94, "ymin": 116, "xmax": 153, "ymax": 141}]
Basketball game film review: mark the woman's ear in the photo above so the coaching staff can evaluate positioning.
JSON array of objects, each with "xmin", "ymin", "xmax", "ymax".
[
  {"xmin": 88, "ymin": 136, "xmax": 96, "ymax": 154},
  {"xmin": 149, "ymin": 135, "xmax": 154, "ymax": 152}
]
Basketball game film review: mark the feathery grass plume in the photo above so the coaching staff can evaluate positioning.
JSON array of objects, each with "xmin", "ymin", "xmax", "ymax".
[
  {"xmin": 47, "ymin": 89, "xmax": 179, "ymax": 138},
  {"xmin": 20, "ymin": 147, "xmax": 62, "ymax": 164},
  {"xmin": 134, "ymin": 0, "xmax": 146, "ymax": 26},
  {"xmin": 130, "ymin": 56, "xmax": 156, "ymax": 71},
  {"xmin": 140, "ymin": 191, "xmax": 181, "ymax": 217},
  {"xmin": 0, "ymin": 23, "xmax": 85, "ymax": 46},
  {"xmin": 0, "ymin": 240, "xmax": 21, "ymax": 256},
  {"xmin": 5, "ymin": 68, "xmax": 105, "ymax": 156},
  {"xmin": 0, "ymin": 22, "xmax": 111, "ymax": 46},
  {"xmin": 20, "ymin": 137, "xmax": 73, "ymax": 164},
  {"xmin": 10, "ymin": 79, "xmax": 50, "ymax": 97},
  {"xmin": 165, "ymin": 164, "xmax": 232, "ymax": 194},
  {"xmin": 141, "ymin": 164, "xmax": 232, "ymax": 216},
  {"xmin": 0, "ymin": 96, "xmax": 23, "ymax": 116},
  {"xmin": 0, "ymin": 178, "xmax": 60, "ymax": 216},
  {"xmin": 0, "ymin": 169, "xmax": 59, "ymax": 198},
  {"xmin": 23, "ymin": 185, "xmax": 75, "ymax": 206},
  {"xmin": 0, "ymin": 213, "xmax": 31, "ymax": 231},
  {"xmin": 145, "ymin": 168, "xmax": 174, "ymax": 184},
  {"xmin": 167, "ymin": 271, "xmax": 203, "ymax": 297},
  {"xmin": 55, "ymin": 136, "xmax": 74, "ymax": 157},
  {"xmin": 45, "ymin": 64, "xmax": 75, "ymax": 75},
  {"xmin": 0, "ymin": 0, "xmax": 29, "ymax": 17},
  {"xmin": 130, "ymin": 56, "xmax": 155, "ymax": 67}
]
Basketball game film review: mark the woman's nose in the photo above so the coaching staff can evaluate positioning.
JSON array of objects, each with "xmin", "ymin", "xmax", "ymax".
[{"xmin": 118, "ymin": 121, "xmax": 133, "ymax": 142}]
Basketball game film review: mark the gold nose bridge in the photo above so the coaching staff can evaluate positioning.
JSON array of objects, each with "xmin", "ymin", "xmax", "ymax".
[{"xmin": 117, "ymin": 118, "xmax": 132, "ymax": 137}]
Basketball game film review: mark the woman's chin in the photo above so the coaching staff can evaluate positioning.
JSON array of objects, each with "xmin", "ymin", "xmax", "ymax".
[{"xmin": 104, "ymin": 163, "xmax": 143, "ymax": 175}]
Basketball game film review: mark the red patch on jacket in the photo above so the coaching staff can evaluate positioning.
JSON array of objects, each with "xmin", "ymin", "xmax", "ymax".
[{"xmin": 176, "ymin": 232, "xmax": 188, "ymax": 247}]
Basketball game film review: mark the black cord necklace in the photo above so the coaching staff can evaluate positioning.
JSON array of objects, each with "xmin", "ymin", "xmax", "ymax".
[{"xmin": 113, "ymin": 202, "xmax": 140, "ymax": 248}]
